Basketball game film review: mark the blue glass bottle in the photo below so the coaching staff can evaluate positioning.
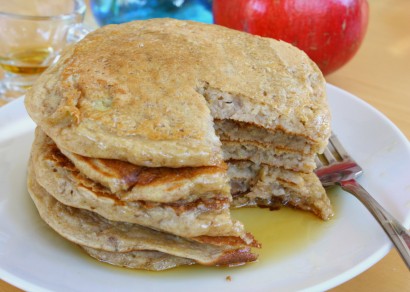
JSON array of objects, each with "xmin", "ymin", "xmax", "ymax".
[
  {"xmin": 198, "ymin": 0, "xmax": 212, "ymax": 11},
  {"xmin": 91, "ymin": 0, "xmax": 213, "ymax": 26}
]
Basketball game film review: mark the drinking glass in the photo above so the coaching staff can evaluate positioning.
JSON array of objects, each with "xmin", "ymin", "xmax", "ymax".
[{"xmin": 0, "ymin": 0, "xmax": 89, "ymax": 103}]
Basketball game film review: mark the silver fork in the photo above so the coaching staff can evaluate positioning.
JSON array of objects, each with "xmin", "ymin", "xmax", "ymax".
[{"xmin": 315, "ymin": 133, "xmax": 410, "ymax": 270}]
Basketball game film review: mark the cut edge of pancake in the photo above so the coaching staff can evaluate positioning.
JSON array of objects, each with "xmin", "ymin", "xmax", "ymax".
[{"xmin": 228, "ymin": 160, "xmax": 333, "ymax": 220}]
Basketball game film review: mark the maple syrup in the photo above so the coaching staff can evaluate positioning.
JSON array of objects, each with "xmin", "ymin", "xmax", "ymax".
[{"xmin": 0, "ymin": 46, "xmax": 54, "ymax": 75}]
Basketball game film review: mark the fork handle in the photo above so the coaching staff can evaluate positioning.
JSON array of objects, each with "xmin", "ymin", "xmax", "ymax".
[{"xmin": 340, "ymin": 179, "xmax": 410, "ymax": 270}]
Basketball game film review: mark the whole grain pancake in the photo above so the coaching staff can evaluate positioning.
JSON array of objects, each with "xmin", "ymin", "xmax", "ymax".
[
  {"xmin": 32, "ymin": 128, "xmax": 245, "ymax": 238},
  {"xmin": 221, "ymin": 140, "xmax": 316, "ymax": 173},
  {"xmin": 81, "ymin": 247, "xmax": 195, "ymax": 270},
  {"xmin": 60, "ymin": 146, "xmax": 230, "ymax": 201},
  {"xmin": 25, "ymin": 18, "xmax": 330, "ymax": 167},
  {"xmin": 214, "ymin": 119, "xmax": 319, "ymax": 155},
  {"xmin": 228, "ymin": 161, "xmax": 333, "ymax": 220},
  {"xmin": 27, "ymin": 163, "xmax": 258, "ymax": 267}
]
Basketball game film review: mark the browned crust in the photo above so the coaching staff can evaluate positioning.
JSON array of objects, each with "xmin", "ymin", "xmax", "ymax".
[
  {"xmin": 193, "ymin": 233, "xmax": 261, "ymax": 248},
  {"xmin": 71, "ymin": 152, "xmax": 227, "ymax": 189},
  {"xmin": 45, "ymin": 143, "xmax": 230, "ymax": 212},
  {"xmin": 209, "ymin": 247, "xmax": 258, "ymax": 267}
]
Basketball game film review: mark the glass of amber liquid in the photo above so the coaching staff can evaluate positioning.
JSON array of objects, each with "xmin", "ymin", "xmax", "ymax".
[{"xmin": 0, "ymin": 0, "xmax": 88, "ymax": 103}]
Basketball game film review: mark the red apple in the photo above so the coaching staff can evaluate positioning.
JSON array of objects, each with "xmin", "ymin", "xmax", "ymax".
[{"xmin": 213, "ymin": 0, "xmax": 369, "ymax": 75}]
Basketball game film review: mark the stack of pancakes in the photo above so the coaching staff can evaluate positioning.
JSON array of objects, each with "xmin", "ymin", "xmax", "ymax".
[{"xmin": 25, "ymin": 19, "xmax": 332, "ymax": 270}]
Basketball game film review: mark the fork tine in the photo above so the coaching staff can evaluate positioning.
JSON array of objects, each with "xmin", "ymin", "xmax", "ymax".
[
  {"xmin": 316, "ymin": 132, "xmax": 356, "ymax": 170},
  {"xmin": 315, "ymin": 155, "xmax": 324, "ymax": 167},
  {"xmin": 329, "ymin": 133, "xmax": 351, "ymax": 160},
  {"xmin": 323, "ymin": 147, "xmax": 337, "ymax": 164}
]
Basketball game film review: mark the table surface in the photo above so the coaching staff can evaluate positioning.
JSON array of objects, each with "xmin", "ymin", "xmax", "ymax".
[{"xmin": 1, "ymin": 0, "xmax": 409, "ymax": 291}]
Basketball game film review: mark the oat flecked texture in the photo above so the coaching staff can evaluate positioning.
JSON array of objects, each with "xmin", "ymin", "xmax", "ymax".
[{"xmin": 25, "ymin": 18, "xmax": 331, "ymax": 168}]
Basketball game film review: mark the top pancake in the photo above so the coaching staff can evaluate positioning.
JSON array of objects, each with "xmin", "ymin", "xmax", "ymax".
[{"xmin": 25, "ymin": 18, "xmax": 330, "ymax": 167}]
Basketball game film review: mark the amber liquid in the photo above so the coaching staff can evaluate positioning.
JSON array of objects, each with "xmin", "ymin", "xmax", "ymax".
[{"xmin": 0, "ymin": 47, "xmax": 54, "ymax": 75}]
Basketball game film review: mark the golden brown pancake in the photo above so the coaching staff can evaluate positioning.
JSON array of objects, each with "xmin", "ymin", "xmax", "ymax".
[
  {"xmin": 60, "ymin": 146, "xmax": 230, "ymax": 202},
  {"xmin": 25, "ymin": 18, "xmax": 330, "ymax": 168},
  {"xmin": 81, "ymin": 247, "xmax": 195, "ymax": 270}
]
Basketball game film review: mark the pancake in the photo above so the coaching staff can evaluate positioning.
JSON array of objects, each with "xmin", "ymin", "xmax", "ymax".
[
  {"xmin": 221, "ymin": 140, "xmax": 316, "ymax": 173},
  {"xmin": 59, "ymin": 146, "xmax": 230, "ymax": 201},
  {"xmin": 27, "ymin": 163, "xmax": 258, "ymax": 267},
  {"xmin": 228, "ymin": 160, "xmax": 333, "ymax": 220},
  {"xmin": 25, "ymin": 18, "xmax": 330, "ymax": 168},
  {"xmin": 81, "ymin": 247, "xmax": 195, "ymax": 270},
  {"xmin": 214, "ymin": 119, "xmax": 319, "ymax": 155},
  {"xmin": 31, "ymin": 128, "xmax": 246, "ymax": 239}
]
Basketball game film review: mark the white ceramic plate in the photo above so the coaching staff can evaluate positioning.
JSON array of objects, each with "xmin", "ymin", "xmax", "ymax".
[{"xmin": 0, "ymin": 84, "xmax": 409, "ymax": 292}]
